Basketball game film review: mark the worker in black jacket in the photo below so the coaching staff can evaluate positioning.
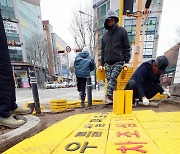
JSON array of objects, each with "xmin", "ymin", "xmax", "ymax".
[
  {"xmin": 98, "ymin": 10, "xmax": 131, "ymax": 104},
  {"xmin": 125, "ymin": 55, "xmax": 170, "ymax": 107}
]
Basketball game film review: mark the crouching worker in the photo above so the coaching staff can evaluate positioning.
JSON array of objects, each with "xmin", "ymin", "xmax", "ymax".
[
  {"xmin": 125, "ymin": 55, "xmax": 170, "ymax": 107},
  {"xmin": 74, "ymin": 47, "xmax": 95, "ymax": 108}
]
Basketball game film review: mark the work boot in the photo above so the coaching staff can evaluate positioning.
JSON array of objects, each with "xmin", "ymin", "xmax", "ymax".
[
  {"xmin": 105, "ymin": 95, "xmax": 113, "ymax": 105},
  {"xmin": 0, "ymin": 116, "xmax": 25, "ymax": 128},
  {"xmin": 11, "ymin": 107, "xmax": 31, "ymax": 115}
]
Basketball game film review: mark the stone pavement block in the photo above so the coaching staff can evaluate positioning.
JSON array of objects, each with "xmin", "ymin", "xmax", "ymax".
[
  {"xmin": 146, "ymin": 127, "xmax": 180, "ymax": 140},
  {"xmin": 124, "ymin": 90, "xmax": 133, "ymax": 114},
  {"xmin": 154, "ymin": 140, "xmax": 180, "ymax": 154},
  {"xmin": 140, "ymin": 121, "xmax": 179, "ymax": 129},
  {"xmin": 105, "ymin": 140, "xmax": 162, "ymax": 154},
  {"xmin": 136, "ymin": 114, "xmax": 167, "ymax": 122},
  {"xmin": 157, "ymin": 112, "xmax": 180, "ymax": 122},
  {"xmin": 4, "ymin": 111, "xmax": 180, "ymax": 153},
  {"xmin": 132, "ymin": 110, "xmax": 156, "ymax": 116},
  {"xmin": 4, "ymin": 114, "xmax": 91, "ymax": 154},
  {"xmin": 69, "ymin": 129, "xmax": 108, "ymax": 140},
  {"xmin": 108, "ymin": 129, "xmax": 151, "ymax": 142},
  {"xmin": 52, "ymin": 139, "xmax": 107, "ymax": 154},
  {"xmin": 77, "ymin": 122, "xmax": 110, "ymax": 130},
  {"xmin": 110, "ymin": 117, "xmax": 139, "ymax": 123}
]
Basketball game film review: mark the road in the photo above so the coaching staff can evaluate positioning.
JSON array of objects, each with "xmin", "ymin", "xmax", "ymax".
[{"xmin": 16, "ymin": 87, "xmax": 104, "ymax": 106}]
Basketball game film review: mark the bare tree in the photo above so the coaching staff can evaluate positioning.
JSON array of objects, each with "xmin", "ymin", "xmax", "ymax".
[
  {"xmin": 27, "ymin": 33, "xmax": 48, "ymax": 88},
  {"xmin": 69, "ymin": 4, "xmax": 96, "ymax": 55}
]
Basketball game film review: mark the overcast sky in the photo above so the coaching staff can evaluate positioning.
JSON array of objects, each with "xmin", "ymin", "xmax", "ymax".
[
  {"xmin": 157, "ymin": 0, "xmax": 180, "ymax": 55},
  {"xmin": 41, "ymin": 0, "xmax": 92, "ymax": 49},
  {"xmin": 41, "ymin": 0, "xmax": 180, "ymax": 56}
]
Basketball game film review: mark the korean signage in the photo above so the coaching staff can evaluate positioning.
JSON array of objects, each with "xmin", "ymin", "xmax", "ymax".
[{"xmin": 3, "ymin": 21, "xmax": 18, "ymax": 34}]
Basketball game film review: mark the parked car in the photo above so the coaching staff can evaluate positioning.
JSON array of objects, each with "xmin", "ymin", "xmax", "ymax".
[
  {"xmin": 68, "ymin": 81, "xmax": 76, "ymax": 87},
  {"xmin": 59, "ymin": 82, "xmax": 69, "ymax": 88},
  {"xmin": 46, "ymin": 82, "xmax": 60, "ymax": 89}
]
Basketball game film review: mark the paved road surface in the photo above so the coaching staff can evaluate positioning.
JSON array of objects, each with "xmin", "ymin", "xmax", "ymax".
[{"xmin": 16, "ymin": 87, "xmax": 105, "ymax": 106}]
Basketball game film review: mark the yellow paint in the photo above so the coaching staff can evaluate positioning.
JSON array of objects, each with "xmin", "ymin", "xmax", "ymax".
[
  {"xmin": 5, "ymin": 111, "xmax": 180, "ymax": 153},
  {"xmin": 69, "ymin": 129, "xmax": 109, "ymax": 140},
  {"xmin": 50, "ymin": 99, "xmax": 67, "ymax": 103},
  {"xmin": 124, "ymin": 90, "xmax": 133, "ymax": 114},
  {"xmin": 113, "ymin": 90, "xmax": 124, "ymax": 115},
  {"xmin": 108, "ymin": 129, "xmax": 151, "ymax": 141},
  {"xmin": 155, "ymin": 140, "xmax": 180, "ymax": 154},
  {"xmin": 105, "ymin": 140, "xmax": 161, "ymax": 154},
  {"xmin": 52, "ymin": 139, "xmax": 107, "ymax": 154}
]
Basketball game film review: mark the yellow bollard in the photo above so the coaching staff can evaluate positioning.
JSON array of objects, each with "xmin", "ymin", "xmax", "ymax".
[
  {"xmin": 113, "ymin": 90, "xmax": 124, "ymax": 115},
  {"xmin": 124, "ymin": 90, "xmax": 133, "ymax": 114}
]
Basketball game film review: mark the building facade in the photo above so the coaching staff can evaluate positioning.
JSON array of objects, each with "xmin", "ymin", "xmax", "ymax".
[
  {"xmin": 164, "ymin": 43, "xmax": 180, "ymax": 84},
  {"xmin": 51, "ymin": 33, "xmax": 67, "ymax": 77},
  {"xmin": 1, "ymin": 0, "xmax": 46, "ymax": 88},
  {"xmin": 43, "ymin": 20, "xmax": 55, "ymax": 81},
  {"xmin": 174, "ymin": 46, "xmax": 180, "ymax": 84},
  {"xmin": 93, "ymin": 0, "xmax": 163, "ymax": 62}
]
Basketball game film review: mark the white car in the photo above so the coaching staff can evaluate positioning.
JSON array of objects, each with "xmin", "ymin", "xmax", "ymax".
[
  {"xmin": 46, "ymin": 82, "xmax": 60, "ymax": 89},
  {"xmin": 69, "ymin": 82, "xmax": 76, "ymax": 87},
  {"xmin": 59, "ymin": 82, "xmax": 69, "ymax": 88}
]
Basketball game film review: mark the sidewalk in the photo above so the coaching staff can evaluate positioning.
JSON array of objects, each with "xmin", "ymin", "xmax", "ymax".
[{"xmin": 4, "ymin": 111, "xmax": 180, "ymax": 153}]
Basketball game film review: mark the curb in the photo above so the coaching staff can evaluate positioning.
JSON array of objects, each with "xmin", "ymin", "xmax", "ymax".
[{"xmin": 0, "ymin": 115, "xmax": 45, "ymax": 153}]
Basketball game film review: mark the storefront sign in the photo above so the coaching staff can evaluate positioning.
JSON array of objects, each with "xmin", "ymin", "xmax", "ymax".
[{"xmin": 3, "ymin": 21, "xmax": 18, "ymax": 34}]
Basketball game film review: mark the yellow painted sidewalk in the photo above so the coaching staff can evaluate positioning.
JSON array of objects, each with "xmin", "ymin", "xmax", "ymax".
[{"xmin": 4, "ymin": 110, "xmax": 180, "ymax": 154}]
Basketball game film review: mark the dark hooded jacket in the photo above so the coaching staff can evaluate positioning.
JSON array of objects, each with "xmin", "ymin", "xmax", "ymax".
[
  {"xmin": 74, "ymin": 49, "xmax": 95, "ymax": 78},
  {"xmin": 101, "ymin": 10, "xmax": 131, "ymax": 66},
  {"xmin": 130, "ymin": 59, "xmax": 162, "ymax": 98}
]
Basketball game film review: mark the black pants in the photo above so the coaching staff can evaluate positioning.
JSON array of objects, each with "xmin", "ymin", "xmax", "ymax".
[
  {"xmin": 125, "ymin": 80, "xmax": 164, "ymax": 104},
  {"xmin": 76, "ymin": 77, "xmax": 87, "ymax": 102},
  {"xmin": 0, "ymin": 10, "xmax": 18, "ymax": 118}
]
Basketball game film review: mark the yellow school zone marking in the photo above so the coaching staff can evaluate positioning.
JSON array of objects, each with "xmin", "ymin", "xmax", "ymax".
[{"xmin": 4, "ymin": 111, "xmax": 180, "ymax": 154}]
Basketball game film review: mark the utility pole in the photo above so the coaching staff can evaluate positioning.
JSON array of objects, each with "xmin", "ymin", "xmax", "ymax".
[
  {"xmin": 119, "ymin": 0, "xmax": 124, "ymax": 26},
  {"xmin": 120, "ymin": 0, "xmax": 152, "ymax": 72},
  {"xmin": 133, "ymin": 0, "xmax": 143, "ymax": 72}
]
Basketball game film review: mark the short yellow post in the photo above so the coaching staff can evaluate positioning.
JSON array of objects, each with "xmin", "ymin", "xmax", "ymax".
[
  {"xmin": 124, "ymin": 90, "xmax": 133, "ymax": 114},
  {"xmin": 113, "ymin": 90, "xmax": 124, "ymax": 115}
]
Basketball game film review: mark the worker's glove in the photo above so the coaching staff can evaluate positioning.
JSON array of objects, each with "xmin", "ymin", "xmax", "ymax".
[
  {"xmin": 124, "ymin": 63, "xmax": 130, "ymax": 67},
  {"xmin": 142, "ymin": 97, "xmax": 150, "ymax": 106},
  {"xmin": 163, "ymin": 91, "xmax": 171, "ymax": 98},
  {"xmin": 98, "ymin": 66, "xmax": 103, "ymax": 71}
]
